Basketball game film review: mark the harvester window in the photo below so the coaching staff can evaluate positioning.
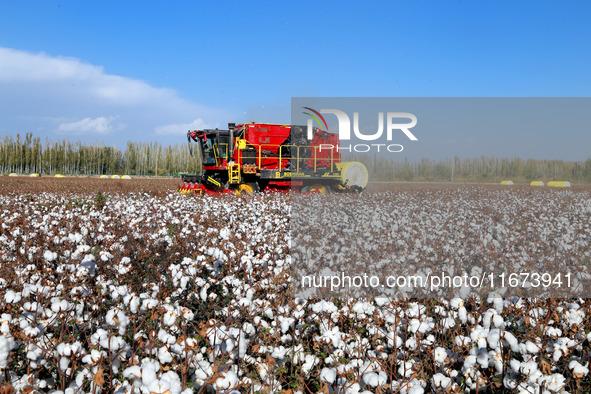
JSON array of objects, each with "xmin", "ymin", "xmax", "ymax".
[
  {"xmin": 200, "ymin": 134, "xmax": 230, "ymax": 165},
  {"xmin": 201, "ymin": 137, "xmax": 217, "ymax": 165}
]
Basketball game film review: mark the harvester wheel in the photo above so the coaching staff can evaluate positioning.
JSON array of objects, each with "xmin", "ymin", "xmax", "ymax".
[
  {"xmin": 237, "ymin": 183, "xmax": 255, "ymax": 195},
  {"xmin": 309, "ymin": 184, "xmax": 327, "ymax": 194}
]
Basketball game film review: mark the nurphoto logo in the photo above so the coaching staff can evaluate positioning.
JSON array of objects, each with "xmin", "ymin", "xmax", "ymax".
[{"xmin": 303, "ymin": 107, "xmax": 418, "ymax": 153}]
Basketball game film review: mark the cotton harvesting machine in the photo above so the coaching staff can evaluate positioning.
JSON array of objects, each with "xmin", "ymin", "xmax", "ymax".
[{"xmin": 178, "ymin": 122, "xmax": 368, "ymax": 195}]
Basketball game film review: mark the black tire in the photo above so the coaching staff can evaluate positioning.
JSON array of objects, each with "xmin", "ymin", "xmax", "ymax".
[{"xmin": 249, "ymin": 182, "xmax": 261, "ymax": 193}]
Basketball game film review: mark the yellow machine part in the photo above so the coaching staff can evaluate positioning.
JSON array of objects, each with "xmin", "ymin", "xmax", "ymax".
[
  {"xmin": 236, "ymin": 183, "xmax": 255, "ymax": 195},
  {"xmin": 228, "ymin": 163, "xmax": 241, "ymax": 185},
  {"xmin": 309, "ymin": 184, "xmax": 327, "ymax": 194},
  {"xmin": 336, "ymin": 161, "xmax": 369, "ymax": 189}
]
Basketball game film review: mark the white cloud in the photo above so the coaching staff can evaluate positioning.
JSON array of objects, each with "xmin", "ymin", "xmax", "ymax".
[
  {"xmin": 0, "ymin": 47, "xmax": 230, "ymax": 145},
  {"xmin": 57, "ymin": 116, "xmax": 120, "ymax": 135},
  {"xmin": 154, "ymin": 119, "xmax": 213, "ymax": 135}
]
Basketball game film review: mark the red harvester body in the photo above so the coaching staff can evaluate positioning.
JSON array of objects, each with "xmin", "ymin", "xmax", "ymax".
[{"xmin": 179, "ymin": 122, "xmax": 368, "ymax": 195}]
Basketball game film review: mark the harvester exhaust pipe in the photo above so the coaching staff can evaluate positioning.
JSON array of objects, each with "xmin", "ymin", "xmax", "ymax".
[{"xmin": 228, "ymin": 122, "xmax": 235, "ymax": 159}]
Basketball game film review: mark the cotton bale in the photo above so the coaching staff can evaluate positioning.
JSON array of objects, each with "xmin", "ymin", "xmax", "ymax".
[
  {"xmin": 111, "ymin": 175, "xmax": 121, "ymax": 179},
  {"xmin": 547, "ymin": 181, "xmax": 571, "ymax": 188},
  {"xmin": 500, "ymin": 180, "xmax": 514, "ymax": 185},
  {"xmin": 121, "ymin": 175, "xmax": 132, "ymax": 179},
  {"xmin": 530, "ymin": 181, "xmax": 544, "ymax": 186}
]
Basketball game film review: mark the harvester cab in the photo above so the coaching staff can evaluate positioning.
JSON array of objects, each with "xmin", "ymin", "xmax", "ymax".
[{"xmin": 179, "ymin": 122, "xmax": 368, "ymax": 195}]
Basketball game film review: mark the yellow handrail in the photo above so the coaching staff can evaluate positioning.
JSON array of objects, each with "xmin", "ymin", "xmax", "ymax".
[{"xmin": 233, "ymin": 141, "xmax": 340, "ymax": 172}]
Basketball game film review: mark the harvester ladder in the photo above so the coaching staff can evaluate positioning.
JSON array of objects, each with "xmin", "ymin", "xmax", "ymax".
[{"xmin": 228, "ymin": 163, "xmax": 241, "ymax": 185}]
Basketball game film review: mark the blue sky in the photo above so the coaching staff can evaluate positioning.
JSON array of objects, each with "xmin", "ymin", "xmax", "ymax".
[{"xmin": 0, "ymin": 1, "xmax": 589, "ymax": 158}]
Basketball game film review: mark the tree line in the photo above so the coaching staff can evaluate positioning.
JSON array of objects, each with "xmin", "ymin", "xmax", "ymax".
[
  {"xmin": 1, "ymin": 133, "xmax": 590, "ymax": 182},
  {"xmin": 344, "ymin": 153, "xmax": 591, "ymax": 183},
  {"xmin": 0, "ymin": 133, "xmax": 201, "ymax": 176}
]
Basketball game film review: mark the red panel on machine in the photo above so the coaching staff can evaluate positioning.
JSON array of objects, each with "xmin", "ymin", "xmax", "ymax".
[{"xmin": 244, "ymin": 124, "xmax": 291, "ymax": 150}]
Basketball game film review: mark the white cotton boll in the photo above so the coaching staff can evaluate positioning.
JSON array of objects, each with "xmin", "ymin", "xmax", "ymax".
[
  {"xmin": 362, "ymin": 371, "xmax": 387, "ymax": 387},
  {"xmin": 544, "ymin": 373, "xmax": 566, "ymax": 391},
  {"xmin": 487, "ymin": 329, "xmax": 501, "ymax": 351},
  {"xmin": 200, "ymin": 286, "xmax": 209, "ymax": 301},
  {"xmin": 455, "ymin": 335, "xmax": 471, "ymax": 347},
  {"xmin": 44, "ymin": 250, "xmax": 58, "ymax": 262},
  {"xmin": 347, "ymin": 383, "xmax": 361, "ymax": 394},
  {"xmin": 163, "ymin": 311, "xmax": 177, "ymax": 326},
  {"xmin": 105, "ymin": 308, "xmax": 130, "ymax": 335},
  {"xmin": 243, "ymin": 322, "xmax": 255, "ymax": 336},
  {"xmin": 387, "ymin": 331, "xmax": 403, "ymax": 349},
  {"xmin": 160, "ymin": 371, "xmax": 183, "ymax": 394},
  {"xmin": 129, "ymin": 296, "xmax": 141, "ymax": 314},
  {"xmin": 23, "ymin": 325, "xmax": 40, "ymax": 338},
  {"xmin": 569, "ymin": 360, "xmax": 589, "ymax": 378},
  {"xmin": 475, "ymin": 348, "xmax": 489, "ymax": 368},
  {"xmin": 442, "ymin": 317, "xmax": 456, "ymax": 329},
  {"xmin": 398, "ymin": 360, "xmax": 414, "ymax": 378},
  {"xmin": 148, "ymin": 379, "xmax": 171, "ymax": 394},
  {"xmin": 423, "ymin": 334, "xmax": 435, "ymax": 346},
  {"xmin": 493, "ymin": 297, "xmax": 504, "ymax": 313},
  {"xmin": 214, "ymin": 370, "xmax": 238, "ymax": 390},
  {"xmin": 488, "ymin": 350, "xmax": 503, "ymax": 374},
  {"xmin": 434, "ymin": 347, "xmax": 447, "ymax": 365},
  {"xmin": 320, "ymin": 367, "xmax": 336, "ymax": 384},
  {"xmin": 545, "ymin": 326, "xmax": 562, "ymax": 338},
  {"xmin": 432, "ymin": 373, "xmax": 451, "ymax": 389},
  {"xmin": 4, "ymin": 290, "xmax": 21, "ymax": 304},
  {"xmin": 76, "ymin": 255, "xmax": 96, "ymax": 277},
  {"xmin": 405, "ymin": 336, "xmax": 418, "ymax": 350},
  {"xmin": 141, "ymin": 360, "xmax": 160, "ymax": 387},
  {"xmin": 458, "ymin": 307, "xmax": 467, "ymax": 323},
  {"xmin": 482, "ymin": 311, "xmax": 493, "ymax": 329},
  {"xmin": 301, "ymin": 354, "xmax": 319, "ymax": 374},
  {"xmin": 463, "ymin": 355, "xmax": 477, "ymax": 370},
  {"xmin": 82, "ymin": 349, "xmax": 104, "ymax": 365},
  {"xmin": 519, "ymin": 360, "xmax": 538, "ymax": 376},
  {"xmin": 502, "ymin": 331, "xmax": 520, "ymax": 353},
  {"xmin": 279, "ymin": 317, "xmax": 295, "ymax": 333},
  {"xmin": 450, "ymin": 298, "xmax": 463, "ymax": 309},
  {"xmin": 0, "ymin": 335, "xmax": 17, "ymax": 367},
  {"xmin": 219, "ymin": 228, "xmax": 230, "ymax": 240},
  {"xmin": 123, "ymin": 365, "xmax": 142, "ymax": 379},
  {"xmin": 493, "ymin": 313, "xmax": 505, "ymax": 328},
  {"xmin": 404, "ymin": 379, "xmax": 426, "ymax": 394},
  {"xmin": 59, "ymin": 356, "xmax": 70, "ymax": 372},
  {"xmin": 157, "ymin": 329, "xmax": 176, "ymax": 345},
  {"xmin": 408, "ymin": 319, "xmax": 421, "ymax": 333},
  {"xmin": 524, "ymin": 340, "xmax": 539, "ymax": 354},
  {"xmin": 51, "ymin": 299, "xmax": 70, "ymax": 313}
]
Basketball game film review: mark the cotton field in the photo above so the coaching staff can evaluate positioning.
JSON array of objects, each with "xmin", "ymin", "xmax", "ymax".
[{"xmin": 0, "ymin": 179, "xmax": 591, "ymax": 393}]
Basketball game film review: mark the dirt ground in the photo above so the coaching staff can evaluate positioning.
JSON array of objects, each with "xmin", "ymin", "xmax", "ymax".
[
  {"xmin": 1, "ymin": 176, "xmax": 589, "ymax": 196},
  {"xmin": 365, "ymin": 180, "xmax": 591, "ymax": 193},
  {"xmin": 0, "ymin": 176, "xmax": 181, "ymax": 195}
]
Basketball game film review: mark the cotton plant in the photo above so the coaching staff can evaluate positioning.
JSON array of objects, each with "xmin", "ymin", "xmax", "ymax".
[{"xmin": 0, "ymin": 189, "xmax": 590, "ymax": 391}]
